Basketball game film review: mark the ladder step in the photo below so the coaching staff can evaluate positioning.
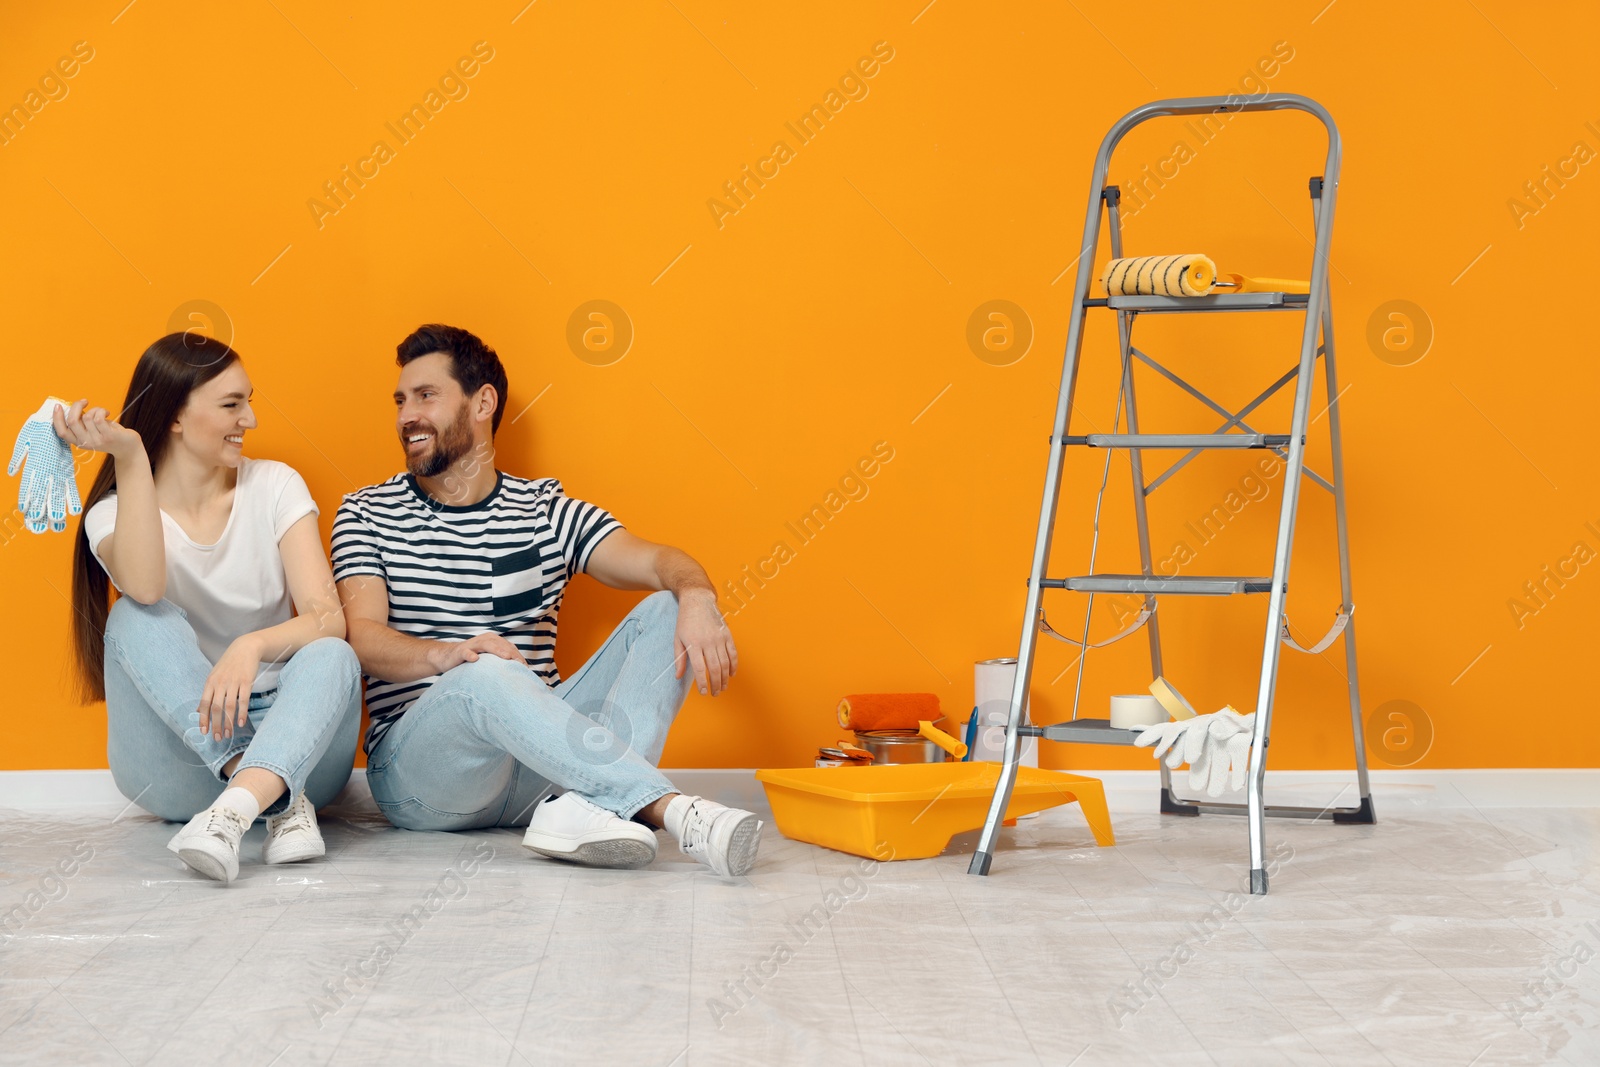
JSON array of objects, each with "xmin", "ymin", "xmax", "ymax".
[
  {"xmin": 1085, "ymin": 292, "xmax": 1309, "ymax": 313},
  {"xmin": 1170, "ymin": 798, "xmax": 1373, "ymax": 822},
  {"xmin": 1062, "ymin": 433, "xmax": 1294, "ymax": 449},
  {"xmin": 1043, "ymin": 574, "xmax": 1278, "ymax": 595},
  {"xmin": 1033, "ymin": 718, "xmax": 1141, "ymax": 746}
]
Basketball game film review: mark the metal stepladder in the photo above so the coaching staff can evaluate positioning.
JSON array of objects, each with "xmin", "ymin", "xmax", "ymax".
[{"xmin": 968, "ymin": 93, "xmax": 1374, "ymax": 895}]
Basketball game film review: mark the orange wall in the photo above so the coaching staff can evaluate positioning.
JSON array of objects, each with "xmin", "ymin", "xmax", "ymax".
[{"xmin": 3, "ymin": 2, "xmax": 1596, "ymax": 773}]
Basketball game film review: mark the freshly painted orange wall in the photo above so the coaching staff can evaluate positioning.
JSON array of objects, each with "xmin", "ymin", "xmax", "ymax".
[{"xmin": 2, "ymin": 3, "xmax": 1595, "ymax": 773}]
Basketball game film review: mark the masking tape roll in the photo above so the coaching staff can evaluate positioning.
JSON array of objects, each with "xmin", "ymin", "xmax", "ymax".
[
  {"xmin": 1148, "ymin": 677, "xmax": 1198, "ymax": 721},
  {"xmin": 1110, "ymin": 694, "xmax": 1168, "ymax": 730}
]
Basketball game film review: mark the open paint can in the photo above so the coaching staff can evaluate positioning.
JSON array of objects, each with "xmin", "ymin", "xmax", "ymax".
[{"xmin": 854, "ymin": 729, "xmax": 949, "ymax": 764}]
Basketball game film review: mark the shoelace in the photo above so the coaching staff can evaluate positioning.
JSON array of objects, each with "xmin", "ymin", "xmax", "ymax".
[
  {"xmin": 201, "ymin": 805, "xmax": 251, "ymax": 841},
  {"xmin": 678, "ymin": 800, "xmax": 713, "ymax": 854},
  {"xmin": 268, "ymin": 795, "xmax": 315, "ymax": 838}
]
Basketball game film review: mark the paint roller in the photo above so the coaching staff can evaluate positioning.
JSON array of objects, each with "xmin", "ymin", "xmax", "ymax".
[
  {"xmin": 1101, "ymin": 254, "xmax": 1309, "ymax": 297},
  {"xmin": 836, "ymin": 693, "xmax": 943, "ymax": 731}
]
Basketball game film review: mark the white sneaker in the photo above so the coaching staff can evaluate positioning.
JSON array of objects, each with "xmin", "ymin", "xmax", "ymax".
[
  {"xmin": 263, "ymin": 791, "xmax": 325, "ymax": 865},
  {"xmin": 521, "ymin": 792, "xmax": 658, "ymax": 869},
  {"xmin": 668, "ymin": 796, "xmax": 763, "ymax": 877},
  {"xmin": 166, "ymin": 805, "xmax": 251, "ymax": 884}
]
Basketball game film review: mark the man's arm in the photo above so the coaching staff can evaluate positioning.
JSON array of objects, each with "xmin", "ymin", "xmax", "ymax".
[
  {"xmin": 584, "ymin": 530, "xmax": 736, "ymax": 696},
  {"xmin": 583, "ymin": 529, "xmax": 714, "ymax": 598},
  {"xmin": 337, "ymin": 573, "xmax": 525, "ymax": 683}
]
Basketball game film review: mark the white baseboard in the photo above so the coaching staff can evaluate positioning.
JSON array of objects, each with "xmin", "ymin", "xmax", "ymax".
[{"xmin": 2, "ymin": 767, "xmax": 1598, "ymax": 815}]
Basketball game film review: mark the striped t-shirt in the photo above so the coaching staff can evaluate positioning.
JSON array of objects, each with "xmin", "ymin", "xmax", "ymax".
[{"xmin": 330, "ymin": 470, "xmax": 624, "ymax": 755}]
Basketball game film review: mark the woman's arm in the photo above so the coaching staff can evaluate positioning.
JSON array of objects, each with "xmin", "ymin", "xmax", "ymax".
[
  {"xmin": 253, "ymin": 511, "xmax": 347, "ymax": 658},
  {"xmin": 55, "ymin": 400, "xmax": 165, "ymax": 603},
  {"xmin": 198, "ymin": 512, "xmax": 347, "ymax": 738}
]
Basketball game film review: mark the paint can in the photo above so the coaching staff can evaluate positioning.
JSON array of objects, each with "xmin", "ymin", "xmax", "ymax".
[{"xmin": 972, "ymin": 657, "xmax": 1038, "ymax": 767}]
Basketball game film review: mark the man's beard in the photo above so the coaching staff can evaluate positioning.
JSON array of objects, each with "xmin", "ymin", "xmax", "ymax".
[{"xmin": 405, "ymin": 405, "xmax": 474, "ymax": 478}]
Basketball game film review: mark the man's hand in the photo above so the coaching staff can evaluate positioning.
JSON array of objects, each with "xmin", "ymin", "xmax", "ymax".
[
  {"xmin": 200, "ymin": 635, "xmax": 263, "ymax": 740},
  {"xmin": 674, "ymin": 589, "xmax": 736, "ymax": 696},
  {"xmin": 427, "ymin": 632, "xmax": 527, "ymax": 674}
]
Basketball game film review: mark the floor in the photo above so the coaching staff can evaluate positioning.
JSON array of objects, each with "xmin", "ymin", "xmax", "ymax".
[{"xmin": 2, "ymin": 779, "xmax": 1598, "ymax": 1067}]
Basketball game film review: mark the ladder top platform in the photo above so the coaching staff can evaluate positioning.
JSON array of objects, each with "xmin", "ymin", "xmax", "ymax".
[{"xmin": 1086, "ymin": 292, "xmax": 1310, "ymax": 313}]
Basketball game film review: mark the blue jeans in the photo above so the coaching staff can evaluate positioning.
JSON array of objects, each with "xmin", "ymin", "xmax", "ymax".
[
  {"xmin": 103, "ymin": 598, "xmax": 363, "ymax": 821},
  {"xmin": 366, "ymin": 590, "xmax": 691, "ymax": 831}
]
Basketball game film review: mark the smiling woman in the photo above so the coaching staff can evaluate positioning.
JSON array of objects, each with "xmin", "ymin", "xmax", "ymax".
[{"xmin": 56, "ymin": 331, "xmax": 363, "ymax": 885}]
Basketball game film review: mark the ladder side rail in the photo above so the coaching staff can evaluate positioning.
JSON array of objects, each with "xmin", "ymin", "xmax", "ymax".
[
  {"xmin": 1318, "ymin": 291, "xmax": 1375, "ymax": 813},
  {"xmin": 1245, "ymin": 108, "xmax": 1343, "ymax": 895},
  {"xmin": 1102, "ymin": 191, "xmax": 1176, "ymax": 803},
  {"xmin": 967, "ymin": 131, "xmax": 1120, "ymax": 875}
]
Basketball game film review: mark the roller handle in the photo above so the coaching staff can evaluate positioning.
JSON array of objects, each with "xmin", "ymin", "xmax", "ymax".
[
  {"xmin": 918, "ymin": 720, "xmax": 969, "ymax": 760},
  {"xmin": 1214, "ymin": 272, "xmax": 1310, "ymax": 295}
]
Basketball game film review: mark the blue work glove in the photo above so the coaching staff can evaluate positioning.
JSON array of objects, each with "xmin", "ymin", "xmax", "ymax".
[{"xmin": 8, "ymin": 398, "xmax": 80, "ymax": 533}]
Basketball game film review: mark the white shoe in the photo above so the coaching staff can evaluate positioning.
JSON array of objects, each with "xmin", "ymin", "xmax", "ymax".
[
  {"xmin": 166, "ymin": 805, "xmax": 251, "ymax": 884},
  {"xmin": 522, "ymin": 792, "xmax": 658, "ymax": 869},
  {"xmin": 263, "ymin": 791, "xmax": 325, "ymax": 865},
  {"xmin": 668, "ymin": 797, "xmax": 762, "ymax": 877}
]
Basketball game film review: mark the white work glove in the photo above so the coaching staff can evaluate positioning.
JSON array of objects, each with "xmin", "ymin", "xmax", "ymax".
[
  {"xmin": 1200, "ymin": 708, "xmax": 1257, "ymax": 797},
  {"xmin": 1134, "ymin": 709, "xmax": 1258, "ymax": 797},
  {"xmin": 1133, "ymin": 717, "xmax": 1211, "ymax": 791}
]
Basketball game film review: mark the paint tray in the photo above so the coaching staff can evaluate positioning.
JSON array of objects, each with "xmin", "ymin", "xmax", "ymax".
[{"xmin": 755, "ymin": 761, "xmax": 1115, "ymax": 861}]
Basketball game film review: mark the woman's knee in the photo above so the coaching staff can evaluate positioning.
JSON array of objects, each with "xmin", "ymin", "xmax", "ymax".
[
  {"xmin": 284, "ymin": 637, "xmax": 361, "ymax": 686},
  {"xmin": 104, "ymin": 597, "xmax": 189, "ymax": 651},
  {"xmin": 109, "ymin": 762, "xmax": 217, "ymax": 823}
]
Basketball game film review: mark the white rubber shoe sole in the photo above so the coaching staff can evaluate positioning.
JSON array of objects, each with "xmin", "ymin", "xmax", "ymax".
[
  {"xmin": 521, "ymin": 793, "xmax": 660, "ymax": 870},
  {"xmin": 176, "ymin": 842, "xmax": 236, "ymax": 884},
  {"xmin": 703, "ymin": 810, "xmax": 763, "ymax": 877},
  {"xmin": 165, "ymin": 807, "xmax": 249, "ymax": 885},
  {"xmin": 521, "ymin": 825, "xmax": 658, "ymax": 869}
]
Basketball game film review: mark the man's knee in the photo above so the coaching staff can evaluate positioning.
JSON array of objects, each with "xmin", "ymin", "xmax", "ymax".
[
  {"xmin": 635, "ymin": 589, "xmax": 679, "ymax": 624},
  {"xmin": 434, "ymin": 653, "xmax": 530, "ymax": 700}
]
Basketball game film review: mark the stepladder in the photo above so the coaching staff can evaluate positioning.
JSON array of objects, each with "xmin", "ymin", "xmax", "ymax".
[{"xmin": 968, "ymin": 93, "xmax": 1375, "ymax": 895}]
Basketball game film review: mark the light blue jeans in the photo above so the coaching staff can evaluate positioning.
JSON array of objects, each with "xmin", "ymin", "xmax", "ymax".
[
  {"xmin": 366, "ymin": 590, "xmax": 691, "ymax": 831},
  {"xmin": 103, "ymin": 597, "xmax": 363, "ymax": 821}
]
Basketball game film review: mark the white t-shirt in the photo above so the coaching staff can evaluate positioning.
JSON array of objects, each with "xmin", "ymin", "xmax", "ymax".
[{"xmin": 84, "ymin": 457, "xmax": 320, "ymax": 693}]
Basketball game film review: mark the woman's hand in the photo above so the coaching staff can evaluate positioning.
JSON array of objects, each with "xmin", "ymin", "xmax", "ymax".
[
  {"xmin": 673, "ymin": 589, "xmax": 737, "ymax": 696},
  {"xmin": 51, "ymin": 399, "xmax": 143, "ymax": 460},
  {"xmin": 199, "ymin": 636, "xmax": 263, "ymax": 740}
]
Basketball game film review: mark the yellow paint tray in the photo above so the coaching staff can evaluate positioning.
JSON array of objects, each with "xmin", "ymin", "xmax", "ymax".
[{"xmin": 754, "ymin": 761, "xmax": 1114, "ymax": 861}]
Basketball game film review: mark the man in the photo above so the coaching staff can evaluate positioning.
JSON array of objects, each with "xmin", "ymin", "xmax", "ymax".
[{"xmin": 331, "ymin": 324, "xmax": 761, "ymax": 876}]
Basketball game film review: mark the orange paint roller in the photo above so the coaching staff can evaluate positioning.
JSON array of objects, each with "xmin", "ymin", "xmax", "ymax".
[{"xmin": 836, "ymin": 693, "xmax": 942, "ymax": 732}]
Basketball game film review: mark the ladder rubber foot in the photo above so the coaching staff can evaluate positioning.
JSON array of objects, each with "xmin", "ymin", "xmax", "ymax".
[
  {"xmin": 1332, "ymin": 795, "xmax": 1377, "ymax": 825},
  {"xmin": 968, "ymin": 851, "xmax": 993, "ymax": 876},
  {"xmin": 1250, "ymin": 868, "xmax": 1269, "ymax": 895},
  {"xmin": 1160, "ymin": 787, "xmax": 1201, "ymax": 817}
]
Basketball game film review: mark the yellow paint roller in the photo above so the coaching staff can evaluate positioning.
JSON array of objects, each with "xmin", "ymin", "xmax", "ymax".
[
  {"xmin": 1102, "ymin": 254, "xmax": 1215, "ymax": 296},
  {"xmin": 1101, "ymin": 255, "xmax": 1308, "ymax": 297}
]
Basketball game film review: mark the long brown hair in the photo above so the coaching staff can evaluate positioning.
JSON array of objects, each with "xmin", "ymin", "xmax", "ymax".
[{"xmin": 70, "ymin": 332, "xmax": 242, "ymax": 703}]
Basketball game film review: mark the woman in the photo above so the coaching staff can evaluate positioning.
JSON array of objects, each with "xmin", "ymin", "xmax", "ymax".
[{"xmin": 64, "ymin": 332, "xmax": 362, "ymax": 885}]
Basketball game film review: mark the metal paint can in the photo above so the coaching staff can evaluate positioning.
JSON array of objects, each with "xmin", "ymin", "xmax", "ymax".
[
  {"xmin": 974, "ymin": 657, "xmax": 1038, "ymax": 767},
  {"xmin": 854, "ymin": 729, "xmax": 949, "ymax": 764}
]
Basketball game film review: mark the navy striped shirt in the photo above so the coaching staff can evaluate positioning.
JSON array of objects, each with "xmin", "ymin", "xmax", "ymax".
[{"xmin": 331, "ymin": 471, "xmax": 623, "ymax": 755}]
